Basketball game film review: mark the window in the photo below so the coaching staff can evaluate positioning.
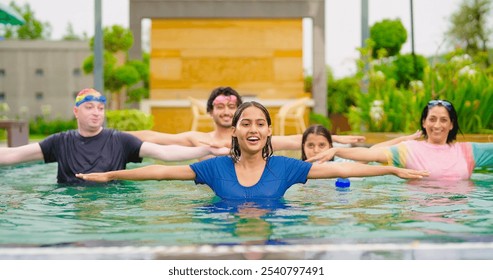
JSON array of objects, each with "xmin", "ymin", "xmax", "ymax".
[
  {"xmin": 35, "ymin": 92, "xmax": 44, "ymax": 101},
  {"xmin": 0, "ymin": 69, "xmax": 5, "ymax": 77},
  {"xmin": 35, "ymin": 68, "xmax": 44, "ymax": 76},
  {"xmin": 73, "ymin": 68, "xmax": 81, "ymax": 76},
  {"xmin": 0, "ymin": 92, "xmax": 5, "ymax": 102}
]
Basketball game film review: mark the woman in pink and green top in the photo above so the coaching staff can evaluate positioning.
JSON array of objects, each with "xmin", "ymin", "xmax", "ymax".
[{"xmin": 307, "ymin": 100, "xmax": 492, "ymax": 180}]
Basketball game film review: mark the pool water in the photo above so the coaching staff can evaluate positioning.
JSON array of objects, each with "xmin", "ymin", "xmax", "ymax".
[{"xmin": 1, "ymin": 162, "xmax": 492, "ymax": 258}]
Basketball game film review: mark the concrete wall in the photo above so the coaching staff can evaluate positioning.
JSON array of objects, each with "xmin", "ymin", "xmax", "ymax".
[{"xmin": 0, "ymin": 40, "xmax": 93, "ymax": 120}]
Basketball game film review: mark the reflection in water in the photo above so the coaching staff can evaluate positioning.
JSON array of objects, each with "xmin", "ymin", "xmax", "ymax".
[
  {"xmin": 196, "ymin": 198, "xmax": 291, "ymax": 244},
  {"xmin": 195, "ymin": 199, "xmax": 299, "ymax": 259},
  {"xmin": 402, "ymin": 180, "xmax": 476, "ymax": 236},
  {"xmin": 1, "ymin": 163, "xmax": 493, "ymax": 248}
]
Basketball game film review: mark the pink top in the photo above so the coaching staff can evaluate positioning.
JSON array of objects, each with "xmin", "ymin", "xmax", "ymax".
[{"xmin": 384, "ymin": 141, "xmax": 493, "ymax": 180}]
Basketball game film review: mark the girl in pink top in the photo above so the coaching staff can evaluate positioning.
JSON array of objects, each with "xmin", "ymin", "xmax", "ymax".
[{"xmin": 308, "ymin": 100, "xmax": 493, "ymax": 180}]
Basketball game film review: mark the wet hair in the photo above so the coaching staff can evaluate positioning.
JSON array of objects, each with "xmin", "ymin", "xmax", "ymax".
[
  {"xmin": 230, "ymin": 101, "xmax": 273, "ymax": 163},
  {"xmin": 206, "ymin": 86, "xmax": 243, "ymax": 113},
  {"xmin": 420, "ymin": 99, "xmax": 461, "ymax": 144},
  {"xmin": 301, "ymin": 125, "xmax": 333, "ymax": 161}
]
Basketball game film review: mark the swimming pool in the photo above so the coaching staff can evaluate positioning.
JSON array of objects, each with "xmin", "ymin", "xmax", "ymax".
[{"xmin": 1, "ymin": 161, "xmax": 492, "ymax": 259}]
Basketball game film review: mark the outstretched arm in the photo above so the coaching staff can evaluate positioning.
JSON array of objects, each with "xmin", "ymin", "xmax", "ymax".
[
  {"xmin": 271, "ymin": 134, "xmax": 366, "ymax": 151},
  {"xmin": 308, "ymin": 161, "xmax": 428, "ymax": 180},
  {"xmin": 332, "ymin": 134, "xmax": 366, "ymax": 144},
  {"xmin": 371, "ymin": 130, "xmax": 422, "ymax": 149},
  {"xmin": 306, "ymin": 146, "xmax": 389, "ymax": 163},
  {"xmin": 76, "ymin": 165, "xmax": 196, "ymax": 183},
  {"xmin": 271, "ymin": 135, "xmax": 302, "ymax": 151},
  {"xmin": 139, "ymin": 142, "xmax": 228, "ymax": 162},
  {"xmin": 126, "ymin": 130, "xmax": 197, "ymax": 146},
  {"xmin": 0, "ymin": 143, "xmax": 44, "ymax": 165}
]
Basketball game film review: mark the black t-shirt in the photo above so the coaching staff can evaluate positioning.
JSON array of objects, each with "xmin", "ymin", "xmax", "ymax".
[{"xmin": 39, "ymin": 129, "xmax": 143, "ymax": 184}]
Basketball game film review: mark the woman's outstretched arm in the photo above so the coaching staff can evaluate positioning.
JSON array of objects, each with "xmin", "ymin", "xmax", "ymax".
[
  {"xmin": 306, "ymin": 146, "xmax": 389, "ymax": 164},
  {"xmin": 371, "ymin": 130, "xmax": 422, "ymax": 149},
  {"xmin": 307, "ymin": 161, "xmax": 428, "ymax": 180},
  {"xmin": 76, "ymin": 165, "xmax": 196, "ymax": 183}
]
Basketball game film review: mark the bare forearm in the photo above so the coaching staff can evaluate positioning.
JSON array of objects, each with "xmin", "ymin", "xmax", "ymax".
[
  {"xmin": 127, "ymin": 130, "xmax": 193, "ymax": 146},
  {"xmin": 337, "ymin": 162, "xmax": 398, "ymax": 178},
  {"xmin": 107, "ymin": 165, "xmax": 168, "ymax": 181},
  {"xmin": 332, "ymin": 135, "xmax": 366, "ymax": 144},
  {"xmin": 76, "ymin": 165, "xmax": 195, "ymax": 182},
  {"xmin": 308, "ymin": 162, "xmax": 428, "ymax": 179},
  {"xmin": 335, "ymin": 147, "xmax": 387, "ymax": 163},
  {"xmin": 371, "ymin": 131, "xmax": 421, "ymax": 149},
  {"xmin": 308, "ymin": 162, "xmax": 392, "ymax": 178},
  {"xmin": 141, "ymin": 142, "xmax": 221, "ymax": 161},
  {"xmin": 126, "ymin": 130, "xmax": 157, "ymax": 142},
  {"xmin": 0, "ymin": 144, "xmax": 43, "ymax": 165},
  {"xmin": 157, "ymin": 145, "xmax": 211, "ymax": 161},
  {"xmin": 0, "ymin": 148, "xmax": 19, "ymax": 165},
  {"xmin": 271, "ymin": 135, "xmax": 302, "ymax": 151}
]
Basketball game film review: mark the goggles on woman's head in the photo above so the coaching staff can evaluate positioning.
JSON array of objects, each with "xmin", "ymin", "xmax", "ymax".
[
  {"xmin": 428, "ymin": 100, "xmax": 452, "ymax": 109},
  {"xmin": 75, "ymin": 95, "xmax": 107, "ymax": 107}
]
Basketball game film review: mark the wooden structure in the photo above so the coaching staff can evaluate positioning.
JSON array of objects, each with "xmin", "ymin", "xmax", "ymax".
[
  {"xmin": 129, "ymin": 0, "xmax": 326, "ymax": 134},
  {"xmin": 0, "ymin": 120, "xmax": 29, "ymax": 147}
]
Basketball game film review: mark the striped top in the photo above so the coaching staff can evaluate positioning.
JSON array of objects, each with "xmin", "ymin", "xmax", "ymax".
[{"xmin": 384, "ymin": 141, "xmax": 493, "ymax": 180}]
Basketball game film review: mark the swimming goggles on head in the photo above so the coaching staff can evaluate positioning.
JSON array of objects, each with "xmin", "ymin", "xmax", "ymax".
[
  {"xmin": 75, "ymin": 95, "xmax": 107, "ymax": 107},
  {"xmin": 213, "ymin": 95, "xmax": 238, "ymax": 105},
  {"xmin": 427, "ymin": 100, "xmax": 452, "ymax": 109}
]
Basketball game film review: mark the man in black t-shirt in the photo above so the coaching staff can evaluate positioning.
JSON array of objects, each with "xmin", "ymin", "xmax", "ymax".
[{"xmin": 0, "ymin": 88, "xmax": 227, "ymax": 183}]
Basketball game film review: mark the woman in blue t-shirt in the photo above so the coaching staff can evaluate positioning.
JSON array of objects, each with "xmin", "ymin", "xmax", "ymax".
[{"xmin": 77, "ymin": 102, "xmax": 429, "ymax": 200}]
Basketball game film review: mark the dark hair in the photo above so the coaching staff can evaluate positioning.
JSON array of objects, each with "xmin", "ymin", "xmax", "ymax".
[
  {"xmin": 206, "ymin": 86, "xmax": 243, "ymax": 113},
  {"xmin": 230, "ymin": 101, "xmax": 273, "ymax": 163},
  {"xmin": 420, "ymin": 99, "xmax": 461, "ymax": 144},
  {"xmin": 301, "ymin": 125, "xmax": 333, "ymax": 160}
]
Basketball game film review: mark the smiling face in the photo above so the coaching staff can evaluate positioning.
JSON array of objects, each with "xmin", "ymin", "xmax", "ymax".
[
  {"xmin": 232, "ymin": 106, "xmax": 272, "ymax": 157},
  {"xmin": 422, "ymin": 106, "xmax": 453, "ymax": 145},
  {"xmin": 210, "ymin": 94, "xmax": 238, "ymax": 128},
  {"xmin": 303, "ymin": 133, "xmax": 332, "ymax": 159}
]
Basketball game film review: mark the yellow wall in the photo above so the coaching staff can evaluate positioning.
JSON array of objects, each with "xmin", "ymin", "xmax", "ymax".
[
  {"xmin": 152, "ymin": 106, "xmax": 308, "ymax": 134},
  {"xmin": 151, "ymin": 107, "xmax": 214, "ymax": 133},
  {"xmin": 149, "ymin": 18, "xmax": 308, "ymax": 133}
]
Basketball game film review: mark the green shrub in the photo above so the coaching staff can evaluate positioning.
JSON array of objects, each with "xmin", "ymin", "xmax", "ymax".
[
  {"xmin": 309, "ymin": 112, "xmax": 332, "ymax": 130},
  {"xmin": 393, "ymin": 53, "xmax": 428, "ymax": 88},
  {"xmin": 105, "ymin": 109, "xmax": 154, "ymax": 131},
  {"xmin": 29, "ymin": 117, "xmax": 77, "ymax": 135},
  {"xmin": 350, "ymin": 54, "xmax": 493, "ymax": 133},
  {"xmin": 428, "ymin": 71, "xmax": 493, "ymax": 133},
  {"xmin": 348, "ymin": 70, "xmax": 423, "ymax": 133},
  {"xmin": 327, "ymin": 76, "xmax": 359, "ymax": 114}
]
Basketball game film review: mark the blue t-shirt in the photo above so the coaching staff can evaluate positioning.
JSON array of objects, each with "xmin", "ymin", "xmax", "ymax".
[
  {"xmin": 39, "ymin": 129, "xmax": 143, "ymax": 184},
  {"xmin": 190, "ymin": 156, "xmax": 312, "ymax": 200}
]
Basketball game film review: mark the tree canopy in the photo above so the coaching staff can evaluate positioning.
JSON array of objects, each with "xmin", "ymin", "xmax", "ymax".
[
  {"xmin": 0, "ymin": 1, "xmax": 51, "ymax": 39},
  {"xmin": 82, "ymin": 25, "xmax": 149, "ymax": 109},
  {"xmin": 447, "ymin": 0, "xmax": 492, "ymax": 66},
  {"xmin": 369, "ymin": 19, "xmax": 407, "ymax": 58}
]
